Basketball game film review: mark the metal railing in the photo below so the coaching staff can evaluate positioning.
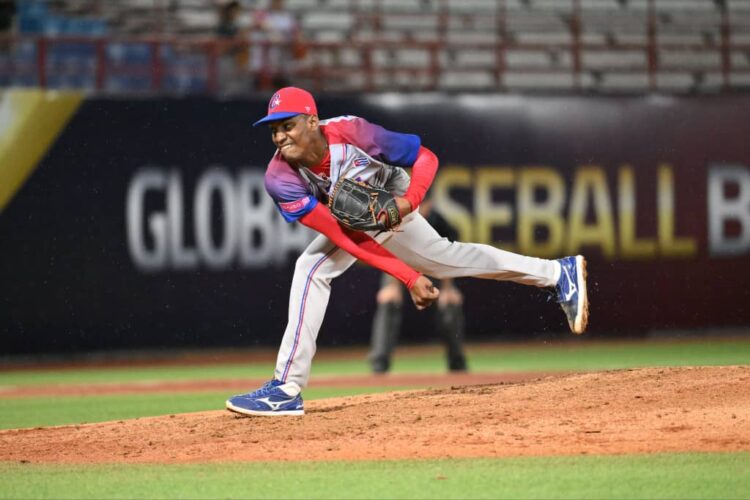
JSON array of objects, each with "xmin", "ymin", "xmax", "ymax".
[{"xmin": 1, "ymin": 2, "xmax": 749, "ymax": 94}]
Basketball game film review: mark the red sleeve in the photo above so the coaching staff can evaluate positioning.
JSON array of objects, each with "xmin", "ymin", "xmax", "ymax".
[
  {"xmin": 402, "ymin": 146, "xmax": 439, "ymax": 210},
  {"xmin": 299, "ymin": 203, "xmax": 421, "ymax": 289}
]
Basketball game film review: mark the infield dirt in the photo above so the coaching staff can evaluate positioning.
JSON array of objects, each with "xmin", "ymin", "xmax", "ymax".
[{"xmin": 1, "ymin": 366, "xmax": 748, "ymax": 463}]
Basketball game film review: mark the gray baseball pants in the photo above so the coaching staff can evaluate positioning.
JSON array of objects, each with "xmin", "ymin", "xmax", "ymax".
[{"xmin": 274, "ymin": 211, "xmax": 561, "ymax": 389}]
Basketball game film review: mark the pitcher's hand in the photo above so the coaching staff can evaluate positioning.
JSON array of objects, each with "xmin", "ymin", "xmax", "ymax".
[
  {"xmin": 409, "ymin": 275, "xmax": 439, "ymax": 310},
  {"xmin": 394, "ymin": 196, "xmax": 413, "ymax": 218}
]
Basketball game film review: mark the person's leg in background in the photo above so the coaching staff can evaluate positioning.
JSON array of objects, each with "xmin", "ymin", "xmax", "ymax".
[
  {"xmin": 435, "ymin": 278, "xmax": 468, "ymax": 372},
  {"xmin": 368, "ymin": 274, "xmax": 403, "ymax": 373}
]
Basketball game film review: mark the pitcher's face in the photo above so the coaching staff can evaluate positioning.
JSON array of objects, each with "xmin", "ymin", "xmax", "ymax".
[{"xmin": 269, "ymin": 114, "xmax": 318, "ymax": 163}]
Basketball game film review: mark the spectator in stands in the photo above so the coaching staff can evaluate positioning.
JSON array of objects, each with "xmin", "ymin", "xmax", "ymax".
[
  {"xmin": 368, "ymin": 193, "xmax": 468, "ymax": 374},
  {"xmin": 0, "ymin": 0, "xmax": 15, "ymax": 52},
  {"xmin": 216, "ymin": 0, "xmax": 242, "ymax": 38},
  {"xmin": 215, "ymin": 0, "xmax": 251, "ymax": 93},
  {"xmin": 249, "ymin": 0, "xmax": 305, "ymax": 89}
]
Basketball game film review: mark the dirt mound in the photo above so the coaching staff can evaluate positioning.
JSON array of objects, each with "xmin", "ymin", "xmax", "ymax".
[{"xmin": 2, "ymin": 366, "xmax": 748, "ymax": 464}]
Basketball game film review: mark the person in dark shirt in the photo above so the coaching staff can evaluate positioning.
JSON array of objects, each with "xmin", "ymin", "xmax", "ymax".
[
  {"xmin": 215, "ymin": 0, "xmax": 241, "ymax": 38},
  {"xmin": 0, "ymin": 0, "xmax": 16, "ymax": 42},
  {"xmin": 0, "ymin": 0, "xmax": 13, "ymax": 55}
]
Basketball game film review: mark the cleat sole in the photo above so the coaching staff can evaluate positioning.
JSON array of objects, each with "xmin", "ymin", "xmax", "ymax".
[
  {"xmin": 572, "ymin": 255, "xmax": 589, "ymax": 334},
  {"xmin": 225, "ymin": 400, "xmax": 304, "ymax": 416}
]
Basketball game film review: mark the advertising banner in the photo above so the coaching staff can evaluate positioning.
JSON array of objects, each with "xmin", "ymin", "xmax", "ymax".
[{"xmin": 2, "ymin": 92, "xmax": 749, "ymax": 354}]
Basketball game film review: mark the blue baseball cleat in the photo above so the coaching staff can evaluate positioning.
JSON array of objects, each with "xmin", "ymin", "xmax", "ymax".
[
  {"xmin": 226, "ymin": 379, "xmax": 304, "ymax": 416},
  {"xmin": 556, "ymin": 255, "xmax": 589, "ymax": 335}
]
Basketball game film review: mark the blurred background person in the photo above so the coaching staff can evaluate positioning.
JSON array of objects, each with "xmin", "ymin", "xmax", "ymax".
[
  {"xmin": 249, "ymin": 0, "xmax": 305, "ymax": 89},
  {"xmin": 0, "ymin": 0, "xmax": 16, "ymax": 53},
  {"xmin": 215, "ymin": 0, "xmax": 251, "ymax": 93},
  {"xmin": 369, "ymin": 193, "xmax": 468, "ymax": 374},
  {"xmin": 215, "ymin": 0, "xmax": 241, "ymax": 39}
]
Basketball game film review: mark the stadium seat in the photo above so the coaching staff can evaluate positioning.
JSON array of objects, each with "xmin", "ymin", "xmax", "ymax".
[
  {"xmin": 7, "ymin": 0, "xmax": 750, "ymax": 94},
  {"xmin": 439, "ymin": 70, "xmax": 496, "ymax": 90}
]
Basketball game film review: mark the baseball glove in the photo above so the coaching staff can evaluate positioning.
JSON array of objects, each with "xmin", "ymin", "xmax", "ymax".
[{"xmin": 328, "ymin": 178, "xmax": 402, "ymax": 232}]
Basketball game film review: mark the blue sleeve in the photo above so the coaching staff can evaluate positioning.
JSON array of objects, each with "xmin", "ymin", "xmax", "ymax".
[
  {"xmin": 332, "ymin": 116, "xmax": 421, "ymax": 167},
  {"xmin": 372, "ymin": 126, "xmax": 421, "ymax": 167}
]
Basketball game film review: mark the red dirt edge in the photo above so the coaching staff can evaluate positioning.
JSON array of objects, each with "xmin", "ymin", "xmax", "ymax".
[{"xmin": 0, "ymin": 371, "xmax": 560, "ymax": 398}]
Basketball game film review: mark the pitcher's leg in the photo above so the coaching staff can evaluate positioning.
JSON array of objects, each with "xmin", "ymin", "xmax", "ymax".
[
  {"xmin": 386, "ymin": 213, "xmax": 589, "ymax": 335},
  {"xmin": 274, "ymin": 234, "xmax": 357, "ymax": 389},
  {"xmin": 385, "ymin": 213, "xmax": 560, "ymax": 287}
]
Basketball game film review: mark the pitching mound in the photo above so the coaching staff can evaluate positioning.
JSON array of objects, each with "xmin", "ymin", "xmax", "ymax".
[{"xmin": 2, "ymin": 366, "xmax": 748, "ymax": 463}]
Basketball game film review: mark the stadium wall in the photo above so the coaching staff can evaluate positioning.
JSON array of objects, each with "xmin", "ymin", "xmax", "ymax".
[{"xmin": 2, "ymin": 91, "xmax": 749, "ymax": 354}]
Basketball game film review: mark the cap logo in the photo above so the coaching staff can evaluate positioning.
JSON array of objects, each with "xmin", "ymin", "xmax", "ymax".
[{"xmin": 269, "ymin": 92, "xmax": 281, "ymax": 110}]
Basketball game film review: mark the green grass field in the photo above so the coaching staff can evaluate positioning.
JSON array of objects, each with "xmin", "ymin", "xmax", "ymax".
[
  {"xmin": 1, "ymin": 453, "xmax": 749, "ymax": 499},
  {"xmin": 3, "ymin": 337, "xmax": 749, "ymax": 386},
  {"xmin": 1, "ymin": 338, "xmax": 749, "ymax": 499}
]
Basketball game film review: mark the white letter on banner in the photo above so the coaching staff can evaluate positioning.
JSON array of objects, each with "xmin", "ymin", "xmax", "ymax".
[
  {"xmin": 237, "ymin": 169, "xmax": 274, "ymax": 267},
  {"xmin": 126, "ymin": 168, "xmax": 168, "ymax": 271},
  {"xmin": 708, "ymin": 164, "xmax": 750, "ymax": 256},
  {"xmin": 195, "ymin": 167, "xmax": 238, "ymax": 269},
  {"xmin": 167, "ymin": 170, "xmax": 198, "ymax": 269}
]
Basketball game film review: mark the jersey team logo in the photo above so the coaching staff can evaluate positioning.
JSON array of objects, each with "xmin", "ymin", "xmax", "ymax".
[{"xmin": 353, "ymin": 156, "xmax": 370, "ymax": 167}]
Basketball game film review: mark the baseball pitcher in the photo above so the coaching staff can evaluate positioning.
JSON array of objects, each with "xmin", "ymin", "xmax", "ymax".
[{"xmin": 226, "ymin": 87, "xmax": 589, "ymax": 416}]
